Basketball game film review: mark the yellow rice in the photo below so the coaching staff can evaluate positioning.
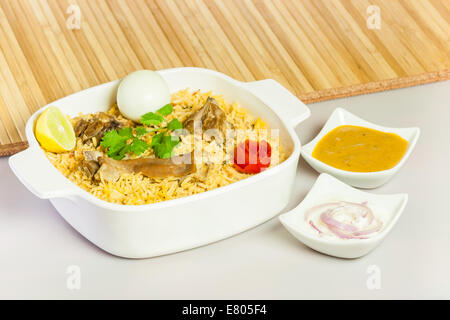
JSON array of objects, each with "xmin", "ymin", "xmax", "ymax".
[{"xmin": 45, "ymin": 89, "xmax": 286, "ymax": 205}]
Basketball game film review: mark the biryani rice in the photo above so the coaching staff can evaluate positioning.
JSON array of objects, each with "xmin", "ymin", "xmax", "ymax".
[{"xmin": 45, "ymin": 89, "xmax": 287, "ymax": 205}]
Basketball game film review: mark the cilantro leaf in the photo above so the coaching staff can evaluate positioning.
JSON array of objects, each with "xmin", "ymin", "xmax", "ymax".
[
  {"xmin": 152, "ymin": 134, "xmax": 180, "ymax": 159},
  {"xmin": 167, "ymin": 118, "xmax": 183, "ymax": 131},
  {"xmin": 101, "ymin": 130, "xmax": 123, "ymax": 148},
  {"xmin": 118, "ymin": 127, "xmax": 133, "ymax": 138},
  {"xmin": 129, "ymin": 138, "xmax": 148, "ymax": 156},
  {"xmin": 101, "ymin": 130, "xmax": 128, "ymax": 160},
  {"xmin": 134, "ymin": 126, "xmax": 147, "ymax": 137},
  {"xmin": 101, "ymin": 130, "xmax": 127, "ymax": 156},
  {"xmin": 156, "ymin": 103, "xmax": 173, "ymax": 116},
  {"xmin": 162, "ymin": 134, "xmax": 180, "ymax": 147},
  {"xmin": 141, "ymin": 112, "xmax": 163, "ymax": 126},
  {"xmin": 116, "ymin": 144, "xmax": 131, "ymax": 160},
  {"xmin": 101, "ymin": 128, "xmax": 148, "ymax": 160},
  {"xmin": 108, "ymin": 152, "xmax": 125, "ymax": 160},
  {"xmin": 152, "ymin": 144, "xmax": 171, "ymax": 159},
  {"xmin": 150, "ymin": 132, "xmax": 163, "ymax": 147}
]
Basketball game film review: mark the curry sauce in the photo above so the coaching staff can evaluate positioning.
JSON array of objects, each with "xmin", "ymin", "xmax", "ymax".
[{"xmin": 312, "ymin": 125, "xmax": 408, "ymax": 172}]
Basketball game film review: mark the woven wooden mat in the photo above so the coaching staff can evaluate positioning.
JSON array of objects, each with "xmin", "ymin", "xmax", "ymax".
[{"xmin": 0, "ymin": 0, "xmax": 449, "ymax": 156}]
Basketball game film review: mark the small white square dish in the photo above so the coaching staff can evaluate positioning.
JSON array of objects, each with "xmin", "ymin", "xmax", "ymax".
[
  {"xmin": 279, "ymin": 173, "xmax": 408, "ymax": 259},
  {"xmin": 300, "ymin": 108, "xmax": 420, "ymax": 188}
]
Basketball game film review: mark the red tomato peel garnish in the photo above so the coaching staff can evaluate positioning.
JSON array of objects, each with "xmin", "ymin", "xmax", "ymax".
[{"xmin": 233, "ymin": 139, "xmax": 271, "ymax": 174}]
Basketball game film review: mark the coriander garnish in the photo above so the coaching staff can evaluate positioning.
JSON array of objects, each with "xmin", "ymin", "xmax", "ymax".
[
  {"xmin": 100, "ymin": 127, "xmax": 149, "ymax": 160},
  {"xmin": 100, "ymin": 103, "xmax": 183, "ymax": 160}
]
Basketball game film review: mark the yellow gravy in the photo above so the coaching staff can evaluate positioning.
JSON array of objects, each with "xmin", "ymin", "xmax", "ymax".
[{"xmin": 312, "ymin": 125, "xmax": 408, "ymax": 172}]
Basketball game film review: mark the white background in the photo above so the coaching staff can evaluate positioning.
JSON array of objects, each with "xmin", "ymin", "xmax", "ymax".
[{"xmin": 1, "ymin": 80, "xmax": 449, "ymax": 299}]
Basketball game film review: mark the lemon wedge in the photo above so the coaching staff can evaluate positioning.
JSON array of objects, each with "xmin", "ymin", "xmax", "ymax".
[{"xmin": 35, "ymin": 106, "xmax": 76, "ymax": 153}]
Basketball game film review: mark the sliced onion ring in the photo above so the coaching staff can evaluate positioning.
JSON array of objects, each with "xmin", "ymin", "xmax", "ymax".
[{"xmin": 305, "ymin": 201, "xmax": 382, "ymax": 240}]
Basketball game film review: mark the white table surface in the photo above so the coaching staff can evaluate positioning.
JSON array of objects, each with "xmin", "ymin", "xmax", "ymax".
[{"xmin": 1, "ymin": 80, "xmax": 449, "ymax": 300}]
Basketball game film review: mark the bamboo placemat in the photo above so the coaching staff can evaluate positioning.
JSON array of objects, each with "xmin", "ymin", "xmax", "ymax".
[{"xmin": 0, "ymin": 0, "xmax": 449, "ymax": 156}]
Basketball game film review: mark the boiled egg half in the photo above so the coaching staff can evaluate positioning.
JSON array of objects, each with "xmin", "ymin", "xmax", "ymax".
[{"xmin": 117, "ymin": 70, "xmax": 171, "ymax": 122}]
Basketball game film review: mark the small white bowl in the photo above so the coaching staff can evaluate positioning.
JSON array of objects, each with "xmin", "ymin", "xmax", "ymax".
[
  {"xmin": 301, "ymin": 108, "xmax": 420, "ymax": 188},
  {"xmin": 279, "ymin": 173, "xmax": 408, "ymax": 259}
]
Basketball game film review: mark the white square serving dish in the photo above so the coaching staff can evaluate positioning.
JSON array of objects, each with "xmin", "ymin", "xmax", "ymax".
[
  {"xmin": 301, "ymin": 108, "xmax": 420, "ymax": 188},
  {"xmin": 9, "ymin": 67, "xmax": 310, "ymax": 258},
  {"xmin": 279, "ymin": 173, "xmax": 408, "ymax": 258}
]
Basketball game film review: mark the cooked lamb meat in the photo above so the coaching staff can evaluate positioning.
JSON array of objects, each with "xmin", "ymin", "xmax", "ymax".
[
  {"xmin": 100, "ymin": 154, "xmax": 195, "ymax": 180},
  {"xmin": 81, "ymin": 151, "xmax": 195, "ymax": 182},
  {"xmin": 183, "ymin": 97, "xmax": 230, "ymax": 139},
  {"xmin": 74, "ymin": 112, "xmax": 132, "ymax": 146},
  {"xmin": 79, "ymin": 151, "xmax": 103, "ymax": 178}
]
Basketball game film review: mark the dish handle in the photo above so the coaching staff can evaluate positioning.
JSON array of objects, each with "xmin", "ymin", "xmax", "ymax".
[
  {"xmin": 242, "ymin": 79, "xmax": 311, "ymax": 128},
  {"xmin": 9, "ymin": 146, "xmax": 77, "ymax": 199}
]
